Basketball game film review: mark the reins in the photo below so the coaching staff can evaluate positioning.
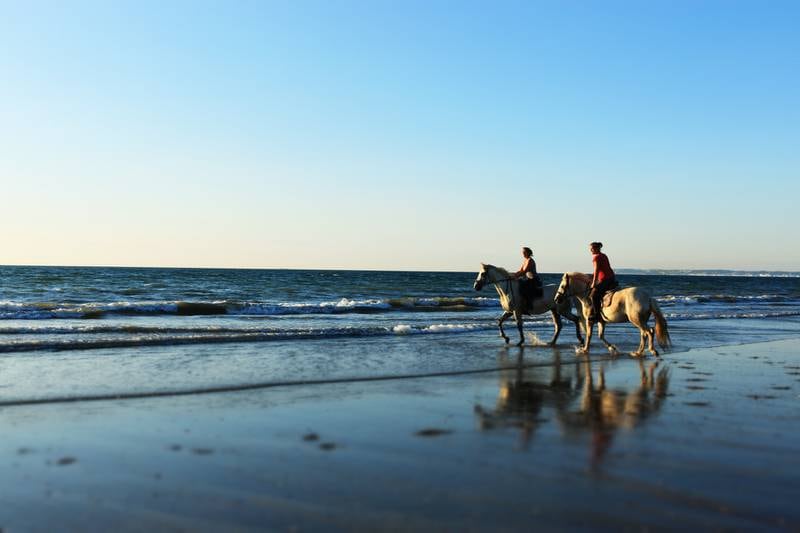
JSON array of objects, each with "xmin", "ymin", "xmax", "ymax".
[{"xmin": 560, "ymin": 273, "xmax": 592, "ymax": 299}]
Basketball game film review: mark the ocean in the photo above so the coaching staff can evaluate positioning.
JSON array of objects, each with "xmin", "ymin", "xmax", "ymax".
[{"xmin": 1, "ymin": 266, "xmax": 799, "ymax": 402}]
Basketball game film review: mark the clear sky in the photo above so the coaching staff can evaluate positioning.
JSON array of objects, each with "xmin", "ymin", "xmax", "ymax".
[{"xmin": 1, "ymin": 0, "xmax": 798, "ymax": 272}]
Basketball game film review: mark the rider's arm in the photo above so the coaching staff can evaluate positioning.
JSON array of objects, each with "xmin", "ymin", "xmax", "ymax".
[
  {"xmin": 591, "ymin": 258, "xmax": 599, "ymax": 288},
  {"xmin": 515, "ymin": 258, "xmax": 532, "ymax": 279},
  {"xmin": 513, "ymin": 260, "xmax": 524, "ymax": 278}
]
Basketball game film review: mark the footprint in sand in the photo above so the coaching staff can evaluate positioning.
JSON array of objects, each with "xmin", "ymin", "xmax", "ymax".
[
  {"xmin": 747, "ymin": 394, "xmax": 778, "ymax": 400},
  {"xmin": 415, "ymin": 428, "xmax": 454, "ymax": 437},
  {"xmin": 684, "ymin": 401, "xmax": 711, "ymax": 407},
  {"xmin": 192, "ymin": 448, "xmax": 214, "ymax": 455}
]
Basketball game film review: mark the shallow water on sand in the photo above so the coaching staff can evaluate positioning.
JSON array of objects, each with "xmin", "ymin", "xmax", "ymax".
[{"xmin": 0, "ymin": 266, "xmax": 798, "ymax": 401}]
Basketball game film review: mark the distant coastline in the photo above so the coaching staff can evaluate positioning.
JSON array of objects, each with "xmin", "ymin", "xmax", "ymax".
[{"xmin": 616, "ymin": 268, "xmax": 800, "ymax": 278}]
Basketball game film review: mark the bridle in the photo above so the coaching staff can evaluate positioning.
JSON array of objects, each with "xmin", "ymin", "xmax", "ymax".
[
  {"xmin": 476, "ymin": 269, "xmax": 515, "ymax": 293},
  {"xmin": 556, "ymin": 273, "xmax": 591, "ymax": 301}
]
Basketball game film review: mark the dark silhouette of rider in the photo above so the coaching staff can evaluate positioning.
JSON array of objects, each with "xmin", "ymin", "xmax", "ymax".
[
  {"xmin": 514, "ymin": 246, "xmax": 543, "ymax": 306},
  {"xmin": 588, "ymin": 242, "xmax": 617, "ymax": 322}
]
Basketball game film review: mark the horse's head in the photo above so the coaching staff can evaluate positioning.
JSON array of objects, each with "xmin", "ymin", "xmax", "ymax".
[
  {"xmin": 555, "ymin": 272, "xmax": 590, "ymax": 303},
  {"xmin": 474, "ymin": 263, "xmax": 489, "ymax": 291},
  {"xmin": 554, "ymin": 273, "xmax": 571, "ymax": 304}
]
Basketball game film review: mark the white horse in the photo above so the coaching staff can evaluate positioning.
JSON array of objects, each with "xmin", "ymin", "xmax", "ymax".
[
  {"xmin": 474, "ymin": 264, "xmax": 584, "ymax": 346},
  {"xmin": 554, "ymin": 272, "xmax": 671, "ymax": 357}
]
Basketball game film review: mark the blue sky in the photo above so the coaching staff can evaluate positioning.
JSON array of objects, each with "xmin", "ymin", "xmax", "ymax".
[{"xmin": 1, "ymin": 1, "xmax": 798, "ymax": 271}]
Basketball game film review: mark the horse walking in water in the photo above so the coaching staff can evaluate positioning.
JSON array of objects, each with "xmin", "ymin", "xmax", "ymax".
[
  {"xmin": 474, "ymin": 264, "xmax": 584, "ymax": 346},
  {"xmin": 554, "ymin": 272, "xmax": 671, "ymax": 357}
]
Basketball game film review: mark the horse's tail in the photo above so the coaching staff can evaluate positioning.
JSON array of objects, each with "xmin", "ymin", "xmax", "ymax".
[{"xmin": 650, "ymin": 298, "xmax": 672, "ymax": 349}]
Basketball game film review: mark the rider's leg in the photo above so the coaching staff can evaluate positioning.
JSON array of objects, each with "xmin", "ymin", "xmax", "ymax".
[{"xmin": 588, "ymin": 287, "xmax": 600, "ymax": 321}]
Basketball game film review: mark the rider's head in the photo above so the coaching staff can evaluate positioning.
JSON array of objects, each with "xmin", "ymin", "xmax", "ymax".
[
  {"xmin": 589, "ymin": 242, "xmax": 603, "ymax": 254},
  {"xmin": 522, "ymin": 246, "xmax": 533, "ymax": 258}
]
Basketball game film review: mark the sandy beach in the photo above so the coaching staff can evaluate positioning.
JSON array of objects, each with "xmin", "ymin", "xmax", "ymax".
[{"xmin": 2, "ymin": 338, "xmax": 799, "ymax": 531}]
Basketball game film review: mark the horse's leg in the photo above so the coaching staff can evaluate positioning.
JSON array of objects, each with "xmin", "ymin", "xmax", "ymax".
[
  {"xmin": 630, "ymin": 312, "xmax": 655, "ymax": 357},
  {"xmin": 497, "ymin": 311, "xmax": 512, "ymax": 344},
  {"xmin": 572, "ymin": 314, "xmax": 585, "ymax": 345},
  {"xmin": 548, "ymin": 309, "xmax": 562, "ymax": 346},
  {"xmin": 513, "ymin": 310, "xmax": 525, "ymax": 346},
  {"xmin": 580, "ymin": 318, "xmax": 593, "ymax": 354},
  {"xmin": 630, "ymin": 329, "xmax": 645, "ymax": 358},
  {"xmin": 597, "ymin": 321, "xmax": 619, "ymax": 354},
  {"xmin": 645, "ymin": 313, "xmax": 659, "ymax": 357},
  {"xmin": 559, "ymin": 301, "xmax": 584, "ymax": 345}
]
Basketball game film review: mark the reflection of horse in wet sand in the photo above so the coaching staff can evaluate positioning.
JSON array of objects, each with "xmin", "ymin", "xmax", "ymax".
[
  {"xmin": 474, "ymin": 264, "xmax": 584, "ymax": 346},
  {"xmin": 474, "ymin": 349, "xmax": 579, "ymax": 448},
  {"xmin": 559, "ymin": 358, "xmax": 671, "ymax": 467},
  {"xmin": 555, "ymin": 272, "xmax": 671, "ymax": 356},
  {"xmin": 475, "ymin": 350, "xmax": 670, "ymax": 464}
]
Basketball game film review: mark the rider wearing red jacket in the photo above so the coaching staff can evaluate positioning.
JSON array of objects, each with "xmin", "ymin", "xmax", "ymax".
[{"xmin": 589, "ymin": 242, "xmax": 617, "ymax": 321}]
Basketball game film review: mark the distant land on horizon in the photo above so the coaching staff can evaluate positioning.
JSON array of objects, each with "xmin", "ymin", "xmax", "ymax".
[{"xmin": 615, "ymin": 268, "xmax": 800, "ymax": 278}]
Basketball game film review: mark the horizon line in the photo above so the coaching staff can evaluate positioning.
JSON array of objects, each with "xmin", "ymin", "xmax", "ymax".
[{"xmin": 1, "ymin": 263, "xmax": 798, "ymax": 276}]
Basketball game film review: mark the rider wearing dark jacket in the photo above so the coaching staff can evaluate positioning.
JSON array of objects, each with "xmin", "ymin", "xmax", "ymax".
[{"xmin": 514, "ymin": 246, "xmax": 543, "ymax": 305}]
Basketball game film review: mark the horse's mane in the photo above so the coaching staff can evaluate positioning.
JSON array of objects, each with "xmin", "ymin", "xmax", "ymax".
[
  {"xmin": 486, "ymin": 264, "xmax": 512, "ymax": 278},
  {"xmin": 566, "ymin": 271, "xmax": 592, "ymax": 283}
]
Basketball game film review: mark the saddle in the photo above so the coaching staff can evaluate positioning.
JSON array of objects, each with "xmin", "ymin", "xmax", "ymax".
[
  {"xmin": 596, "ymin": 281, "xmax": 622, "ymax": 321},
  {"xmin": 601, "ymin": 288, "xmax": 619, "ymax": 308}
]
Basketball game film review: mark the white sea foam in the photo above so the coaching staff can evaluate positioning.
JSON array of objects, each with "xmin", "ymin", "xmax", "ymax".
[
  {"xmin": 392, "ymin": 323, "xmax": 490, "ymax": 335},
  {"xmin": 659, "ymin": 294, "xmax": 789, "ymax": 304},
  {"xmin": 423, "ymin": 324, "xmax": 485, "ymax": 333}
]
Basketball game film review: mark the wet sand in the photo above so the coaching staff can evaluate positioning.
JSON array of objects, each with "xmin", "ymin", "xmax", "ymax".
[{"xmin": 2, "ymin": 339, "xmax": 800, "ymax": 531}]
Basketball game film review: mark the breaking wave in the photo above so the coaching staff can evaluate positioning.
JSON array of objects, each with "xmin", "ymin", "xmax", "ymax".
[
  {"xmin": 0, "ymin": 322, "xmax": 497, "ymax": 354},
  {"xmin": 0, "ymin": 297, "xmax": 502, "ymax": 320}
]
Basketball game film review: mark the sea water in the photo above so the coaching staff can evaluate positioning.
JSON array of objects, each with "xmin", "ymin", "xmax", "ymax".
[{"xmin": 0, "ymin": 266, "xmax": 798, "ymax": 401}]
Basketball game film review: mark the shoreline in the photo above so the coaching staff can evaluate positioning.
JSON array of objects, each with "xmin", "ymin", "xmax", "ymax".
[
  {"xmin": 2, "ymin": 337, "xmax": 800, "ymax": 530},
  {"xmin": 1, "ymin": 327, "xmax": 797, "ymax": 408}
]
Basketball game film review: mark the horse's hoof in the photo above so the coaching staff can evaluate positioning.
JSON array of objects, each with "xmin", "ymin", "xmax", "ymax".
[
  {"xmin": 630, "ymin": 351, "xmax": 644, "ymax": 358},
  {"xmin": 516, "ymin": 341, "xmax": 525, "ymax": 347}
]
